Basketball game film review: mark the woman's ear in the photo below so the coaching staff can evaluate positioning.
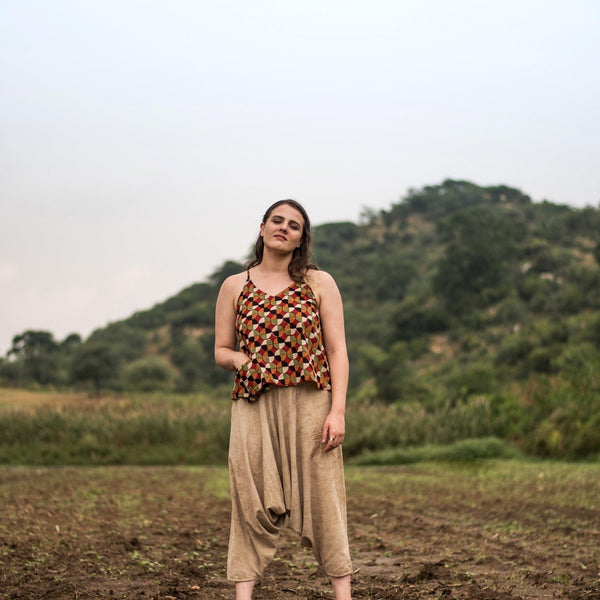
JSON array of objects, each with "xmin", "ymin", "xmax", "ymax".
[{"xmin": 260, "ymin": 222, "xmax": 265, "ymax": 237}]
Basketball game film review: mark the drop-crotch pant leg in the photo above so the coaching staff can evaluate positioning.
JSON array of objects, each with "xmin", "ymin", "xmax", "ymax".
[{"xmin": 227, "ymin": 384, "xmax": 353, "ymax": 581}]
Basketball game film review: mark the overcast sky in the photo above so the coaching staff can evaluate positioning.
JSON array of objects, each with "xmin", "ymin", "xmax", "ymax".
[{"xmin": 1, "ymin": 0, "xmax": 599, "ymax": 354}]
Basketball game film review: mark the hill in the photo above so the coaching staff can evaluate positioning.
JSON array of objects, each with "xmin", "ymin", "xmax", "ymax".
[{"xmin": 3, "ymin": 179, "xmax": 600, "ymax": 458}]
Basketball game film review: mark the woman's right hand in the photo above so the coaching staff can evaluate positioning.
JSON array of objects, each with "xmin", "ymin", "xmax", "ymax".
[
  {"xmin": 214, "ymin": 273, "xmax": 252, "ymax": 372},
  {"xmin": 232, "ymin": 352, "xmax": 251, "ymax": 371}
]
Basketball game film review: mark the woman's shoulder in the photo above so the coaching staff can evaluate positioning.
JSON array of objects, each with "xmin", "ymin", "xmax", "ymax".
[
  {"xmin": 305, "ymin": 267, "xmax": 335, "ymax": 286},
  {"xmin": 218, "ymin": 271, "xmax": 248, "ymax": 298},
  {"xmin": 304, "ymin": 268, "xmax": 339, "ymax": 302}
]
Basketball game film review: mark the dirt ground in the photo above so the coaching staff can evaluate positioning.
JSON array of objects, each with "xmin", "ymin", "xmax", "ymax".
[{"xmin": 1, "ymin": 463, "xmax": 599, "ymax": 600}]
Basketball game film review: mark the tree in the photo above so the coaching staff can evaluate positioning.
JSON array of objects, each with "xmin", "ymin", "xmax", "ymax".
[
  {"xmin": 7, "ymin": 330, "xmax": 60, "ymax": 385},
  {"xmin": 70, "ymin": 341, "xmax": 123, "ymax": 395},
  {"xmin": 60, "ymin": 333, "xmax": 82, "ymax": 352},
  {"xmin": 433, "ymin": 206, "xmax": 522, "ymax": 310}
]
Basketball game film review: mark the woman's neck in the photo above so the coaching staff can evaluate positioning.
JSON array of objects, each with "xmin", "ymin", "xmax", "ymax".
[{"xmin": 257, "ymin": 249, "xmax": 292, "ymax": 276}]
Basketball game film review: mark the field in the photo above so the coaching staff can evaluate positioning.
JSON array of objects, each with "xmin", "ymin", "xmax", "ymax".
[
  {"xmin": 2, "ymin": 461, "xmax": 600, "ymax": 600},
  {"xmin": 0, "ymin": 388, "xmax": 510, "ymax": 467}
]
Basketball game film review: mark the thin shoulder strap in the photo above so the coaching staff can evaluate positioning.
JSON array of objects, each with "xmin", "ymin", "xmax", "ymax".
[{"xmin": 246, "ymin": 269, "xmax": 251, "ymax": 281}]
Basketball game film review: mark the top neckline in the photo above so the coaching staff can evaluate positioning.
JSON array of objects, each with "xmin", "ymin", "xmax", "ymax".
[{"xmin": 246, "ymin": 278, "xmax": 299, "ymax": 299}]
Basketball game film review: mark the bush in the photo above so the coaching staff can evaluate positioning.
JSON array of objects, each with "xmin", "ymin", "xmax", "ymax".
[
  {"xmin": 445, "ymin": 362, "xmax": 496, "ymax": 402},
  {"xmin": 495, "ymin": 297, "xmax": 527, "ymax": 325},
  {"xmin": 583, "ymin": 313, "xmax": 600, "ymax": 348},
  {"xmin": 495, "ymin": 334, "xmax": 534, "ymax": 367},
  {"xmin": 527, "ymin": 403, "xmax": 600, "ymax": 459},
  {"xmin": 570, "ymin": 413, "xmax": 600, "ymax": 458},
  {"xmin": 350, "ymin": 437, "xmax": 518, "ymax": 465},
  {"xmin": 528, "ymin": 245, "xmax": 571, "ymax": 274},
  {"xmin": 558, "ymin": 343, "xmax": 600, "ymax": 394},
  {"xmin": 545, "ymin": 284, "xmax": 587, "ymax": 315},
  {"xmin": 392, "ymin": 297, "xmax": 451, "ymax": 341},
  {"xmin": 517, "ymin": 274, "xmax": 552, "ymax": 302},
  {"xmin": 526, "ymin": 347, "xmax": 558, "ymax": 374},
  {"xmin": 124, "ymin": 357, "xmax": 175, "ymax": 392}
]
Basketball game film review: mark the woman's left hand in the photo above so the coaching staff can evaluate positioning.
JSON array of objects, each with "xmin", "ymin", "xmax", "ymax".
[{"xmin": 322, "ymin": 410, "xmax": 345, "ymax": 452}]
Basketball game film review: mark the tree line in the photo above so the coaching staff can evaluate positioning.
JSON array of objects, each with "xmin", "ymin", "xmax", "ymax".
[{"xmin": 3, "ymin": 180, "xmax": 600, "ymax": 458}]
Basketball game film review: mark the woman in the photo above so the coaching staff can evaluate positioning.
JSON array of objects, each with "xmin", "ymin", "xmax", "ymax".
[{"xmin": 214, "ymin": 200, "xmax": 353, "ymax": 600}]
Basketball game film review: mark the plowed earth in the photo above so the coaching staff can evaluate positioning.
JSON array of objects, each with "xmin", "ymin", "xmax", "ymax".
[{"xmin": 1, "ymin": 463, "xmax": 599, "ymax": 599}]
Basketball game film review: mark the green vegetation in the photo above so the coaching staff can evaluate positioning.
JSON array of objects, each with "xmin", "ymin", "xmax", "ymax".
[
  {"xmin": 2, "ymin": 179, "xmax": 600, "ymax": 461},
  {"xmin": 0, "ymin": 390, "xmax": 510, "ymax": 466},
  {"xmin": 350, "ymin": 437, "xmax": 519, "ymax": 465},
  {"xmin": 0, "ymin": 391, "xmax": 231, "ymax": 465}
]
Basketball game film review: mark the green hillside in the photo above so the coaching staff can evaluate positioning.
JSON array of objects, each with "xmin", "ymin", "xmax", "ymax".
[{"xmin": 3, "ymin": 179, "xmax": 600, "ymax": 459}]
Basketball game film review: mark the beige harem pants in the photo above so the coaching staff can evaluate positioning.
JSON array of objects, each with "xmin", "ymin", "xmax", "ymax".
[{"xmin": 227, "ymin": 383, "xmax": 353, "ymax": 582}]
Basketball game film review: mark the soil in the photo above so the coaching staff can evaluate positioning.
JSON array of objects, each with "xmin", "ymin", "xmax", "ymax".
[{"xmin": 1, "ymin": 464, "xmax": 599, "ymax": 600}]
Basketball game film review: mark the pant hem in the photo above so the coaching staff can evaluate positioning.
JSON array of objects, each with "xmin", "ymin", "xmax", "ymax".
[{"xmin": 325, "ymin": 567, "xmax": 354, "ymax": 579}]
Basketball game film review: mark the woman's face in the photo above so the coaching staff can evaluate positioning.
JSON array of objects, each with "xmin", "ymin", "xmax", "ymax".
[{"xmin": 260, "ymin": 203, "xmax": 305, "ymax": 253}]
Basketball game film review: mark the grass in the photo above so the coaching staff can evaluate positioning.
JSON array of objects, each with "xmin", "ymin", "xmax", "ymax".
[
  {"xmin": 349, "ymin": 436, "xmax": 520, "ymax": 465},
  {"xmin": 0, "ymin": 389, "xmax": 508, "ymax": 466},
  {"xmin": 0, "ymin": 389, "xmax": 231, "ymax": 465},
  {"xmin": 346, "ymin": 460, "xmax": 600, "ymax": 511}
]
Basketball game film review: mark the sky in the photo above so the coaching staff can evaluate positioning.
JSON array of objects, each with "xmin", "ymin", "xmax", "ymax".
[{"xmin": 1, "ymin": 0, "xmax": 599, "ymax": 355}]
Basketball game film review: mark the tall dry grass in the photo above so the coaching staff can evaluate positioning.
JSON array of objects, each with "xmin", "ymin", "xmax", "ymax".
[
  {"xmin": 0, "ymin": 390, "xmax": 231, "ymax": 465},
  {"xmin": 0, "ymin": 389, "xmax": 503, "ymax": 465}
]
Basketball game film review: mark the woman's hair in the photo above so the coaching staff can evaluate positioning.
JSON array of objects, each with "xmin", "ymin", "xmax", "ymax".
[{"xmin": 246, "ymin": 199, "xmax": 318, "ymax": 282}]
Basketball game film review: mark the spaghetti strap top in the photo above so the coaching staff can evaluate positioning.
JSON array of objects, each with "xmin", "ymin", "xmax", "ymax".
[{"xmin": 231, "ymin": 273, "xmax": 331, "ymax": 401}]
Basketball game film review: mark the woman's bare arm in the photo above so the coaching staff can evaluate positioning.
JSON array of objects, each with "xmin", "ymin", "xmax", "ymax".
[
  {"xmin": 311, "ymin": 270, "xmax": 349, "ymax": 451},
  {"xmin": 214, "ymin": 274, "xmax": 250, "ymax": 371}
]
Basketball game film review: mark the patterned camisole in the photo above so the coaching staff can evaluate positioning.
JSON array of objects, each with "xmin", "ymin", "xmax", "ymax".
[{"xmin": 231, "ymin": 274, "xmax": 332, "ymax": 401}]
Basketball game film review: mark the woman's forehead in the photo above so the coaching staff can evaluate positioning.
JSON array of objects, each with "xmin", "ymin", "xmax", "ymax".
[{"xmin": 269, "ymin": 204, "xmax": 304, "ymax": 225}]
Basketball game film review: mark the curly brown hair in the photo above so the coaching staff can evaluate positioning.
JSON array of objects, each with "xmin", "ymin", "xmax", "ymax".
[{"xmin": 246, "ymin": 199, "xmax": 318, "ymax": 282}]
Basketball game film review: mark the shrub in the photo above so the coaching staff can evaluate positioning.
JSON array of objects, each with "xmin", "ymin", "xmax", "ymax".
[
  {"xmin": 495, "ymin": 334, "xmax": 534, "ymax": 367},
  {"xmin": 529, "ymin": 406, "xmax": 581, "ymax": 458},
  {"xmin": 350, "ymin": 437, "xmax": 518, "ymax": 465},
  {"xmin": 445, "ymin": 362, "xmax": 496, "ymax": 402},
  {"xmin": 124, "ymin": 357, "xmax": 175, "ymax": 392},
  {"xmin": 584, "ymin": 314, "xmax": 600, "ymax": 348},
  {"xmin": 529, "ymin": 246, "xmax": 571, "ymax": 273},
  {"xmin": 496, "ymin": 297, "xmax": 527, "ymax": 325},
  {"xmin": 527, "ymin": 403, "xmax": 600, "ymax": 459},
  {"xmin": 526, "ymin": 347, "xmax": 557, "ymax": 374},
  {"xmin": 558, "ymin": 343, "xmax": 600, "ymax": 395},
  {"xmin": 392, "ymin": 297, "xmax": 450, "ymax": 341},
  {"xmin": 570, "ymin": 413, "xmax": 600, "ymax": 458}
]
